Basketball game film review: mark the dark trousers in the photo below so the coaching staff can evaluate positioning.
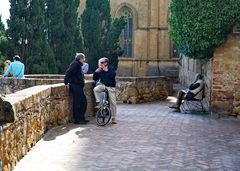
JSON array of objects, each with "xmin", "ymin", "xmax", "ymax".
[
  {"xmin": 176, "ymin": 90, "xmax": 186, "ymax": 107},
  {"xmin": 70, "ymin": 84, "xmax": 87, "ymax": 122}
]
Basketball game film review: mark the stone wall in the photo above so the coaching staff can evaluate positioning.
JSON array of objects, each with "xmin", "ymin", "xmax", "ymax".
[
  {"xmin": 211, "ymin": 34, "xmax": 240, "ymax": 116},
  {"xmin": 178, "ymin": 33, "xmax": 240, "ymax": 117},
  {"xmin": 0, "ymin": 82, "xmax": 94, "ymax": 171},
  {"xmin": 116, "ymin": 76, "xmax": 172, "ymax": 104},
  {"xmin": 88, "ymin": 74, "xmax": 172, "ymax": 103},
  {"xmin": 0, "ymin": 77, "xmax": 63, "ymax": 95},
  {"xmin": 0, "ymin": 84, "xmax": 68, "ymax": 171},
  {"xmin": 0, "ymin": 75, "xmax": 172, "ymax": 105}
]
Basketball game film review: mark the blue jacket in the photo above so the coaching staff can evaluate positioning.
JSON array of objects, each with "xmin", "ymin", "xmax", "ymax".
[{"xmin": 4, "ymin": 61, "xmax": 25, "ymax": 78}]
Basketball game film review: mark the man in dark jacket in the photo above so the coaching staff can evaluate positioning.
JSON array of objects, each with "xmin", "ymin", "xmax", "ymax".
[
  {"xmin": 93, "ymin": 57, "xmax": 117, "ymax": 124},
  {"xmin": 64, "ymin": 53, "xmax": 88, "ymax": 124}
]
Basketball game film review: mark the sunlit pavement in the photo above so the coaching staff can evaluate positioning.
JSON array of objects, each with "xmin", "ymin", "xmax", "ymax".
[{"xmin": 13, "ymin": 97, "xmax": 240, "ymax": 171}]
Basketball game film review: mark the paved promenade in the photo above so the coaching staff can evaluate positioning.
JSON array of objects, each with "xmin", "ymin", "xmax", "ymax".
[{"xmin": 13, "ymin": 97, "xmax": 240, "ymax": 171}]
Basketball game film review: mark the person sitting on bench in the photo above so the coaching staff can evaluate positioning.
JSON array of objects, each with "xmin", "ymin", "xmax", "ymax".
[{"xmin": 169, "ymin": 73, "xmax": 204, "ymax": 112}]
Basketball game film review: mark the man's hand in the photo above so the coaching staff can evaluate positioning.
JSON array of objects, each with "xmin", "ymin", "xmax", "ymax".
[{"xmin": 102, "ymin": 66, "xmax": 108, "ymax": 71}]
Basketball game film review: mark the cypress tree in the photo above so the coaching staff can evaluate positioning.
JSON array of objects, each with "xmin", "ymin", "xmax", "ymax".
[
  {"xmin": 0, "ymin": 16, "xmax": 7, "ymax": 57},
  {"xmin": 74, "ymin": 17, "xmax": 84, "ymax": 55},
  {"xmin": 0, "ymin": 16, "xmax": 8, "ymax": 73},
  {"xmin": 46, "ymin": 0, "xmax": 81, "ymax": 74},
  {"xmin": 7, "ymin": 0, "xmax": 30, "ymax": 65},
  {"xmin": 60, "ymin": 0, "xmax": 80, "ymax": 73},
  {"xmin": 0, "ymin": 16, "xmax": 5, "ymax": 31},
  {"xmin": 102, "ymin": 17, "xmax": 126, "ymax": 69},
  {"xmin": 82, "ymin": 0, "xmax": 101, "ymax": 72},
  {"xmin": 73, "ymin": 0, "xmax": 83, "ymax": 53},
  {"xmin": 46, "ymin": 0, "xmax": 65, "ymax": 73},
  {"xmin": 82, "ymin": 0, "xmax": 126, "ymax": 72},
  {"xmin": 7, "ymin": 0, "xmax": 57, "ymax": 73},
  {"xmin": 7, "ymin": 0, "xmax": 84, "ymax": 74},
  {"xmin": 27, "ymin": 0, "xmax": 57, "ymax": 73}
]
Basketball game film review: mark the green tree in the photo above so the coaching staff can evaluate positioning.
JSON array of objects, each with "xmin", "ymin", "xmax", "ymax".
[
  {"xmin": 7, "ymin": 0, "xmax": 30, "ymax": 64},
  {"xmin": 75, "ymin": 17, "xmax": 84, "ymax": 55},
  {"xmin": 46, "ymin": 0, "xmax": 65, "ymax": 73},
  {"xmin": 102, "ymin": 17, "xmax": 126, "ymax": 69},
  {"xmin": 168, "ymin": 0, "xmax": 240, "ymax": 62},
  {"xmin": 60, "ymin": 0, "xmax": 80, "ymax": 73},
  {"xmin": 82, "ymin": 0, "xmax": 126, "ymax": 72},
  {"xmin": 46, "ymin": 0, "xmax": 81, "ymax": 74},
  {"xmin": 27, "ymin": 0, "xmax": 57, "ymax": 74},
  {"xmin": 7, "ymin": 0, "xmax": 58, "ymax": 74},
  {"xmin": 0, "ymin": 16, "xmax": 8, "ymax": 73}
]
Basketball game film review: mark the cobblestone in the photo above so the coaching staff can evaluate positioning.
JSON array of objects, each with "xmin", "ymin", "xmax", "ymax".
[{"xmin": 13, "ymin": 97, "xmax": 240, "ymax": 171}]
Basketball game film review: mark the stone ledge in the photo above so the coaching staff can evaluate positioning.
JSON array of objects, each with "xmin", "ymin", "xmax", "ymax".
[
  {"xmin": 0, "ymin": 82, "xmax": 95, "ymax": 125},
  {"xmin": 0, "ymin": 75, "xmax": 173, "ymax": 105},
  {"xmin": 0, "ymin": 82, "xmax": 95, "ymax": 171}
]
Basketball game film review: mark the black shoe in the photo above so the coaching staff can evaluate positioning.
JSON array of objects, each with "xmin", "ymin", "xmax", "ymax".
[
  {"xmin": 169, "ymin": 105, "xmax": 178, "ymax": 109},
  {"xmin": 173, "ymin": 108, "xmax": 181, "ymax": 112},
  {"xmin": 74, "ymin": 121, "xmax": 87, "ymax": 124}
]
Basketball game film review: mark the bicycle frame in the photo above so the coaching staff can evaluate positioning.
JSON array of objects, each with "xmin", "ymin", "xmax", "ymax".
[
  {"xmin": 99, "ymin": 89, "xmax": 109, "ymax": 108},
  {"xmin": 96, "ymin": 88, "xmax": 112, "ymax": 126}
]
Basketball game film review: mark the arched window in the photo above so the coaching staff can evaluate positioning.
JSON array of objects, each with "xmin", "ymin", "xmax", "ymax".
[{"xmin": 119, "ymin": 8, "xmax": 133, "ymax": 58}]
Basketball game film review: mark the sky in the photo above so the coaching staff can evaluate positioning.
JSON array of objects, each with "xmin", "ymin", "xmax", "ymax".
[{"xmin": 0, "ymin": 0, "xmax": 10, "ymax": 27}]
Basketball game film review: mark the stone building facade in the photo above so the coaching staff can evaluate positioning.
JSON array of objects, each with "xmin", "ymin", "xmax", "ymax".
[
  {"xmin": 179, "ymin": 31, "xmax": 240, "ymax": 117},
  {"xmin": 78, "ymin": 0, "xmax": 179, "ymax": 77}
]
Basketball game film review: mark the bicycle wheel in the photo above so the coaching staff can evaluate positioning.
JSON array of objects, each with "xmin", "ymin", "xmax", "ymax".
[{"xmin": 96, "ymin": 106, "xmax": 111, "ymax": 126}]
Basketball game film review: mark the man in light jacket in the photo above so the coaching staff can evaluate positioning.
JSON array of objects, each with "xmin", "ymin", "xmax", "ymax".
[
  {"xmin": 169, "ymin": 73, "xmax": 204, "ymax": 112},
  {"xmin": 4, "ymin": 55, "xmax": 24, "ymax": 78}
]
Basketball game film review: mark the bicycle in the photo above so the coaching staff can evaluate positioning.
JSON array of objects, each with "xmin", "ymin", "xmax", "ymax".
[{"xmin": 96, "ymin": 88, "xmax": 112, "ymax": 126}]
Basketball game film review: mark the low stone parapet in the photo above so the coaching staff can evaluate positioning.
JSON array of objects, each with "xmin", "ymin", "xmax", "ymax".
[
  {"xmin": 116, "ymin": 76, "xmax": 173, "ymax": 104},
  {"xmin": 0, "ymin": 77, "xmax": 63, "ymax": 95},
  {"xmin": 0, "ymin": 81, "xmax": 94, "ymax": 171},
  {"xmin": 0, "ymin": 75, "xmax": 173, "ymax": 104},
  {"xmin": 84, "ymin": 75, "xmax": 173, "ymax": 103}
]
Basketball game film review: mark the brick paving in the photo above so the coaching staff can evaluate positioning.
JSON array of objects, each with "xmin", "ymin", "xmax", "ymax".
[{"xmin": 13, "ymin": 97, "xmax": 240, "ymax": 171}]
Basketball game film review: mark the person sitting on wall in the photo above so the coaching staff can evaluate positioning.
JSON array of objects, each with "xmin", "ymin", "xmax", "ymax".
[
  {"xmin": 3, "ymin": 55, "xmax": 25, "ymax": 78},
  {"xmin": 169, "ymin": 73, "xmax": 204, "ymax": 112},
  {"xmin": 3, "ymin": 60, "xmax": 13, "ymax": 77}
]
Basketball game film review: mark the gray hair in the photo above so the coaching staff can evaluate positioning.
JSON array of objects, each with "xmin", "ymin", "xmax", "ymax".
[
  {"xmin": 98, "ymin": 57, "xmax": 109, "ymax": 66},
  {"xmin": 75, "ymin": 53, "xmax": 85, "ymax": 60}
]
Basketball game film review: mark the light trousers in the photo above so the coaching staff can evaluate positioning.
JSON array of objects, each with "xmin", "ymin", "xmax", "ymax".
[{"xmin": 94, "ymin": 84, "xmax": 117, "ymax": 119}]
